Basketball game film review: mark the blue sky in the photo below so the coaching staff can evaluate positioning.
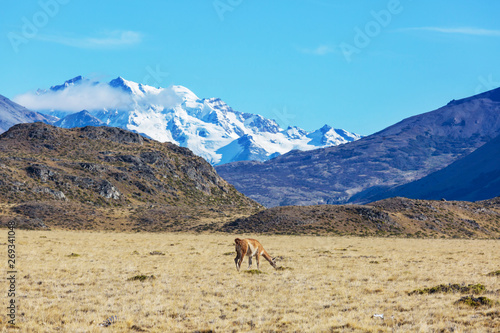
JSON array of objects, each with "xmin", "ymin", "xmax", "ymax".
[{"xmin": 1, "ymin": 0, "xmax": 500, "ymax": 135}]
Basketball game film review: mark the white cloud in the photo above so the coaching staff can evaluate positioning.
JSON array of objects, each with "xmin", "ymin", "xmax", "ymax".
[
  {"xmin": 400, "ymin": 26, "xmax": 500, "ymax": 37},
  {"xmin": 148, "ymin": 90, "xmax": 182, "ymax": 107},
  {"xmin": 36, "ymin": 30, "xmax": 142, "ymax": 49},
  {"xmin": 13, "ymin": 82, "xmax": 134, "ymax": 113},
  {"xmin": 13, "ymin": 79, "xmax": 183, "ymax": 116}
]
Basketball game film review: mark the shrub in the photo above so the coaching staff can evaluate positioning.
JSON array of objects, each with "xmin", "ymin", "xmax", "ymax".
[
  {"xmin": 276, "ymin": 266, "xmax": 293, "ymax": 271},
  {"xmin": 409, "ymin": 283, "xmax": 486, "ymax": 295},
  {"xmin": 128, "ymin": 275, "xmax": 156, "ymax": 282},
  {"xmin": 244, "ymin": 270, "xmax": 265, "ymax": 275},
  {"xmin": 454, "ymin": 296, "xmax": 496, "ymax": 308}
]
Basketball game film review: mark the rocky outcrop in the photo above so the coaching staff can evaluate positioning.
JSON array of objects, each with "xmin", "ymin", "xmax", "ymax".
[{"xmin": 0, "ymin": 123, "xmax": 261, "ymax": 230}]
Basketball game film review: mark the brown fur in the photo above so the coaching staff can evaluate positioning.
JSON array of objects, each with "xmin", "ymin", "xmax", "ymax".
[{"xmin": 234, "ymin": 238, "xmax": 277, "ymax": 271}]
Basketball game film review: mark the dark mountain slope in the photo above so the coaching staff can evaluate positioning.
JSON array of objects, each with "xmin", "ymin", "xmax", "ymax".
[
  {"xmin": 216, "ymin": 87, "xmax": 500, "ymax": 207},
  {"xmin": 0, "ymin": 94, "xmax": 56, "ymax": 133},
  {"xmin": 0, "ymin": 123, "xmax": 261, "ymax": 231},
  {"xmin": 357, "ymin": 133, "xmax": 500, "ymax": 202}
]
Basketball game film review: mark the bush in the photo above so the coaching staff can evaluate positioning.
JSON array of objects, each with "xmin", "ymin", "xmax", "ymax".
[
  {"xmin": 454, "ymin": 296, "xmax": 496, "ymax": 308},
  {"xmin": 244, "ymin": 270, "xmax": 265, "ymax": 275},
  {"xmin": 409, "ymin": 283, "xmax": 486, "ymax": 295},
  {"xmin": 128, "ymin": 275, "xmax": 156, "ymax": 282}
]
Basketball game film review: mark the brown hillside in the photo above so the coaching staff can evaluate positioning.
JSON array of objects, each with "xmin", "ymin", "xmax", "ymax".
[
  {"xmin": 221, "ymin": 197, "xmax": 500, "ymax": 238},
  {"xmin": 0, "ymin": 123, "xmax": 262, "ymax": 231}
]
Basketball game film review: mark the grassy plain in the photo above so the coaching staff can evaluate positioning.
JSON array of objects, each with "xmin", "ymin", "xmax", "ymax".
[{"xmin": 1, "ymin": 230, "xmax": 499, "ymax": 332}]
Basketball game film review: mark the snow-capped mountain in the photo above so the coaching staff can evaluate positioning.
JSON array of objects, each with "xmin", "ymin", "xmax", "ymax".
[
  {"xmin": 54, "ymin": 110, "xmax": 104, "ymax": 128},
  {"xmin": 24, "ymin": 76, "xmax": 361, "ymax": 165}
]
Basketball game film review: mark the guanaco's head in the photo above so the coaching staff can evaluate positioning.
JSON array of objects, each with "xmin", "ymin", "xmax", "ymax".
[{"xmin": 271, "ymin": 257, "xmax": 277, "ymax": 269}]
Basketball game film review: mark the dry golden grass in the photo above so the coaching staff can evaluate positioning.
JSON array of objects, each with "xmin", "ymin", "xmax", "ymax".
[{"xmin": 1, "ymin": 230, "xmax": 499, "ymax": 332}]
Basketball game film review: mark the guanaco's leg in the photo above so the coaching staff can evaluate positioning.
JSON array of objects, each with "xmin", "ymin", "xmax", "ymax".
[
  {"xmin": 234, "ymin": 253, "xmax": 240, "ymax": 271},
  {"xmin": 235, "ymin": 242, "xmax": 247, "ymax": 271},
  {"xmin": 255, "ymin": 253, "xmax": 261, "ymax": 270}
]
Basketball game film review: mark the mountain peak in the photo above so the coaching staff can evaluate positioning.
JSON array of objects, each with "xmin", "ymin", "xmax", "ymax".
[
  {"xmin": 171, "ymin": 85, "xmax": 199, "ymax": 101},
  {"xmin": 108, "ymin": 76, "xmax": 164, "ymax": 97},
  {"xmin": 109, "ymin": 76, "xmax": 133, "ymax": 93},
  {"xmin": 54, "ymin": 109, "xmax": 104, "ymax": 128},
  {"xmin": 50, "ymin": 76, "xmax": 84, "ymax": 91},
  {"xmin": 110, "ymin": 76, "xmax": 125, "ymax": 83},
  {"xmin": 320, "ymin": 124, "xmax": 333, "ymax": 132}
]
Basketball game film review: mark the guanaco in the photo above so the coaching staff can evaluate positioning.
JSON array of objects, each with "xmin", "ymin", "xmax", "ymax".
[{"xmin": 234, "ymin": 238, "xmax": 277, "ymax": 271}]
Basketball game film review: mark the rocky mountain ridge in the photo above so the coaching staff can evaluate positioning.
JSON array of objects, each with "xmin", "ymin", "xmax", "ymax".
[{"xmin": 0, "ymin": 123, "xmax": 261, "ymax": 231}]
